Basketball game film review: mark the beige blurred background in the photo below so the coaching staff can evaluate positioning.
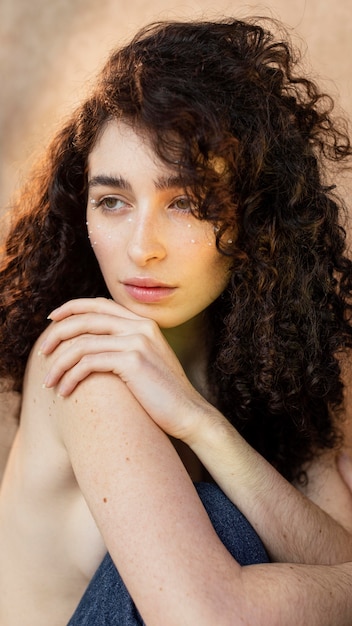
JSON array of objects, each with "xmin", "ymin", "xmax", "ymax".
[{"xmin": 1, "ymin": 0, "xmax": 352, "ymax": 213}]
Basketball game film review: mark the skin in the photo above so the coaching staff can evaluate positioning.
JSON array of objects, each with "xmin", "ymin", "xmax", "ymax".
[
  {"xmin": 0, "ymin": 392, "xmax": 20, "ymax": 484},
  {"xmin": 86, "ymin": 121, "xmax": 232, "ymax": 331},
  {"xmin": 339, "ymin": 452, "xmax": 352, "ymax": 493},
  {"xmin": 1, "ymin": 120, "xmax": 352, "ymax": 625}
]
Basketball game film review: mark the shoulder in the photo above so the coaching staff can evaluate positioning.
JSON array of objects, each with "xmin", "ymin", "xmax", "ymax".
[
  {"xmin": 27, "ymin": 324, "xmax": 131, "ymax": 417},
  {"xmin": 300, "ymin": 450, "xmax": 352, "ymax": 532},
  {"xmin": 26, "ymin": 324, "xmax": 147, "ymax": 453}
]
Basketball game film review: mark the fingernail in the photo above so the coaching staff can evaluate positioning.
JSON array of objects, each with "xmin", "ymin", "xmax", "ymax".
[
  {"xmin": 48, "ymin": 306, "xmax": 61, "ymax": 319},
  {"xmin": 42, "ymin": 372, "xmax": 51, "ymax": 387}
]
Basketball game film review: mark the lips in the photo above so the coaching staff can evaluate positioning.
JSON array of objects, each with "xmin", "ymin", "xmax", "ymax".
[{"xmin": 122, "ymin": 278, "xmax": 177, "ymax": 303}]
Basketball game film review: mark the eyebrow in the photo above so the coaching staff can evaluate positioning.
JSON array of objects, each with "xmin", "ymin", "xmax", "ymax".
[
  {"xmin": 88, "ymin": 174, "xmax": 185, "ymax": 192},
  {"xmin": 154, "ymin": 175, "xmax": 184, "ymax": 191},
  {"xmin": 88, "ymin": 175, "xmax": 132, "ymax": 191}
]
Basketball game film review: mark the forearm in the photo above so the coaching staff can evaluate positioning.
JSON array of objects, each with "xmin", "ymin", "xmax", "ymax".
[
  {"xmin": 186, "ymin": 407, "xmax": 352, "ymax": 564},
  {"xmin": 241, "ymin": 560, "xmax": 352, "ymax": 626},
  {"xmin": 57, "ymin": 374, "xmax": 352, "ymax": 626}
]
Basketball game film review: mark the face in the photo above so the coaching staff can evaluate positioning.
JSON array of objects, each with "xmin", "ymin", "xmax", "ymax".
[{"xmin": 87, "ymin": 120, "xmax": 232, "ymax": 329}]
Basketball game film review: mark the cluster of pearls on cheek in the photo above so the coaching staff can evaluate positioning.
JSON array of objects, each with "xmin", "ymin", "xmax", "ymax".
[
  {"xmin": 181, "ymin": 222, "xmax": 233, "ymax": 247},
  {"xmin": 187, "ymin": 222, "xmax": 213, "ymax": 246},
  {"xmin": 88, "ymin": 199, "xmax": 98, "ymax": 245},
  {"xmin": 88, "ymin": 198, "xmax": 118, "ymax": 246},
  {"xmin": 86, "ymin": 218, "xmax": 99, "ymax": 246},
  {"xmin": 187, "ymin": 223, "xmax": 196, "ymax": 244}
]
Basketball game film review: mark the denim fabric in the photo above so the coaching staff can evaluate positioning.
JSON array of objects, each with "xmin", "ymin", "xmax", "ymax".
[{"xmin": 67, "ymin": 482, "xmax": 269, "ymax": 625}]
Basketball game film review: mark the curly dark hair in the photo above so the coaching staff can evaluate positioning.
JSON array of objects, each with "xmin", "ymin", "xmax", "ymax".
[{"xmin": 1, "ymin": 17, "xmax": 352, "ymax": 482}]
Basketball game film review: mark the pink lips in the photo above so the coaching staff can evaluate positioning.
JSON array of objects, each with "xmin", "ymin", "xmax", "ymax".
[{"xmin": 122, "ymin": 278, "xmax": 176, "ymax": 303}]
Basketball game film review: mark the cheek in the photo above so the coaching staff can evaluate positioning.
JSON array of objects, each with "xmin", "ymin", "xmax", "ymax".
[
  {"xmin": 87, "ymin": 220, "xmax": 113, "ymax": 248},
  {"xmin": 87, "ymin": 219, "xmax": 127, "ymax": 254},
  {"xmin": 185, "ymin": 243, "xmax": 232, "ymax": 291},
  {"xmin": 184, "ymin": 220, "xmax": 215, "ymax": 248},
  {"xmin": 86, "ymin": 221, "xmax": 125, "ymax": 276}
]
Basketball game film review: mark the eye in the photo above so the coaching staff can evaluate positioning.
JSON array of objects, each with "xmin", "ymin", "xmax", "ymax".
[
  {"xmin": 169, "ymin": 196, "xmax": 196, "ymax": 213},
  {"xmin": 95, "ymin": 196, "xmax": 129, "ymax": 213}
]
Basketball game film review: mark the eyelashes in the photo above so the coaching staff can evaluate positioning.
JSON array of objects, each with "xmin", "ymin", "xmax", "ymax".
[
  {"xmin": 87, "ymin": 196, "xmax": 224, "ymax": 247},
  {"xmin": 89, "ymin": 194, "xmax": 197, "ymax": 215},
  {"xmin": 90, "ymin": 196, "xmax": 129, "ymax": 213}
]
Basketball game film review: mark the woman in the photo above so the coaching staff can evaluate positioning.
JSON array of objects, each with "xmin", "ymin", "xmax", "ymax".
[{"xmin": 1, "ymin": 17, "xmax": 352, "ymax": 625}]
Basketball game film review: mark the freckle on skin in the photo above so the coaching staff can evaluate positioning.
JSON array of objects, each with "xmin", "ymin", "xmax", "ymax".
[
  {"xmin": 125, "ymin": 457, "xmax": 130, "ymax": 462},
  {"xmin": 103, "ymin": 497, "xmax": 108, "ymax": 503}
]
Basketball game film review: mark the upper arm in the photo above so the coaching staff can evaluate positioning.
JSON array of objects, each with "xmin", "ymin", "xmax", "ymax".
[
  {"xmin": 19, "ymin": 333, "xmax": 352, "ymax": 625},
  {"xmin": 45, "ymin": 366, "xmax": 243, "ymax": 625}
]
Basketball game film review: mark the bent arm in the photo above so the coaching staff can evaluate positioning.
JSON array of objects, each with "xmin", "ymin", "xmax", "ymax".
[
  {"xmin": 45, "ymin": 366, "xmax": 352, "ymax": 626},
  {"xmin": 185, "ymin": 406, "xmax": 352, "ymax": 564},
  {"xmin": 40, "ymin": 299, "xmax": 352, "ymax": 567}
]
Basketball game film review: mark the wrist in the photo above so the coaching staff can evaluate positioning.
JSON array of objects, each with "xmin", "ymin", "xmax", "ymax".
[{"xmin": 183, "ymin": 402, "xmax": 233, "ymax": 453}]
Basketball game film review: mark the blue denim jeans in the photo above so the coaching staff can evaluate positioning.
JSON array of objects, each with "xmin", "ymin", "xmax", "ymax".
[{"xmin": 67, "ymin": 482, "xmax": 269, "ymax": 625}]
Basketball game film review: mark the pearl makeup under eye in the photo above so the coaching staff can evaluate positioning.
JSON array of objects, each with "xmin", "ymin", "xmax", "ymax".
[{"xmin": 87, "ymin": 202, "xmax": 217, "ymax": 248}]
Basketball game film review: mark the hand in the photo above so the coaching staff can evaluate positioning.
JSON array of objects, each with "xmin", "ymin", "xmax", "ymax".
[{"xmin": 40, "ymin": 297, "xmax": 211, "ymax": 441}]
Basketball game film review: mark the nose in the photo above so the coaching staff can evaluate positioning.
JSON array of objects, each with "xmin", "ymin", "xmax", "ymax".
[{"xmin": 127, "ymin": 213, "xmax": 167, "ymax": 266}]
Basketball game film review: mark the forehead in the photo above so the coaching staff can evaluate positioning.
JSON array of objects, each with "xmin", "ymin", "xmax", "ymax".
[
  {"xmin": 87, "ymin": 121, "xmax": 188, "ymax": 197},
  {"xmin": 89, "ymin": 120, "xmax": 165, "ymax": 168},
  {"xmin": 88, "ymin": 120, "xmax": 228, "ymax": 185}
]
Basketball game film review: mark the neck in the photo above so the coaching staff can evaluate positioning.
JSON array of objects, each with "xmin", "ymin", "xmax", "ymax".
[
  {"xmin": 161, "ymin": 312, "xmax": 209, "ymax": 395},
  {"xmin": 162, "ymin": 312, "xmax": 212, "ymax": 482}
]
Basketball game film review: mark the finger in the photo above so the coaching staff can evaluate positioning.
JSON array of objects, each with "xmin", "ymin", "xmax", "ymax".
[
  {"xmin": 48, "ymin": 297, "xmax": 143, "ymax": 322},
  {"xmin": 43, "ymin": 333, "xmax": 151, "ymax": 386},
  {"xmin": 40, "ymin": 313, "xmax": 146, "ymax": 355},
  {"xmin": 53, "ymin": 352, "xmax": 138, "ymax": 397},
  {"xmin": 43, "ymin": 335, "xmax": 119, "ymax": 386}
]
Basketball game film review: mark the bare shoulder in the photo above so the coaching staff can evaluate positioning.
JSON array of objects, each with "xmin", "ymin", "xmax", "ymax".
[
  {"xmin": 4, "ymin": 325, "xmax": 90, "ymax": 503},
  {"xmin": 20, "ymin": 328, "xmax": 73, "ymax": 486},
  {"xmin": 299, "ymin": 448, "xmax": 352, "ymax": 532},
  {"xmin": 0, "ymin": 327, "xmax": 107, "ymax": 624},
  {"xmin": 22, "ymin": 325, "xmax": 128, "ymax": 483},
  {"xmin": 298, "ymin": 355, "xmax": 352, "ymax": 530}
]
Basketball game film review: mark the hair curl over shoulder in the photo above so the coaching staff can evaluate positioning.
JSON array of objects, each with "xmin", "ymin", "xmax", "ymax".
[{"xmin": 1, "ymin": 17, "xmax": 352, "ymax": 481}]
